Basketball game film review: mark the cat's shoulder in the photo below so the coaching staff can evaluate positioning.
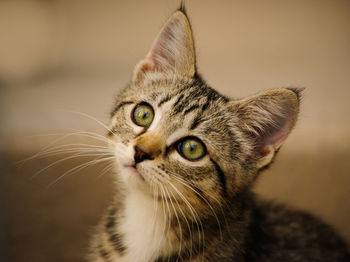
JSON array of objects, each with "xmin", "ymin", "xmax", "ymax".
[{"xmin": 245, "ymin": 198, "xmax": 350, "ymax": 261}]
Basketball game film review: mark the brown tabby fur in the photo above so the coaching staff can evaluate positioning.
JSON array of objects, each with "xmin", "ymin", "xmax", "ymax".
[{"xmin": 89, "ymin": 6, "xmax": 350, "ymax": 262}]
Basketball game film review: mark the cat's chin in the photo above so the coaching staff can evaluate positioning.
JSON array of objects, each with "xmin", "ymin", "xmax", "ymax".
[
  {"xmin": 119, "ymin": 165, "xmax": 153, "ymax": 193},
  {"xmin": 124, "ymin": 165, "xmax": 145, "ymax": 181}
]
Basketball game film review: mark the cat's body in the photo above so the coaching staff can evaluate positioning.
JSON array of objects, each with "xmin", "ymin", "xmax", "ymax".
[
  {"xmin": 89, "ymin": 7, "xmax": 349, "ymax": 262},
  {"xmin": 90, "ymin": 187, "xmax": 349, "ymax": 262}
]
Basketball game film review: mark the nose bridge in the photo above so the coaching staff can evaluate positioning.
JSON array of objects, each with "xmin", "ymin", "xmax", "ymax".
[{"xmin": 135, "ymin": 131, "xmax": 164, "ymax": 158}]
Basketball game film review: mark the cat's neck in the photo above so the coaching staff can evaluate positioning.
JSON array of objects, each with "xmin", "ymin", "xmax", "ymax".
[
  {"xmin": 115, "ymin": 187, "xmax": 253, "ymax": 262},
  {"xmin": 117, "ymin": 188, "xmax": 179, "ymax": 262}
]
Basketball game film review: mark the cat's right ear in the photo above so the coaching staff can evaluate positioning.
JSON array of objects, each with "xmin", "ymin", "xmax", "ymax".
[
  {"xmin": 232, "ymin": 88, "xmax": 302, "ymax": 170},
  {"xmin": 132, "ymin": 10, "xmax": 196, "ymax": 83}
]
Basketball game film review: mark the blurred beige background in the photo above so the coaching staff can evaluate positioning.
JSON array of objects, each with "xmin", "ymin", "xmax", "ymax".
[{"xmin": 1, "ymin": 0, "xmax": 349, "ymax": 261}]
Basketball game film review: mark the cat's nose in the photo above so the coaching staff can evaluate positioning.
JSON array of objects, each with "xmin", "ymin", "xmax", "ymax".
[
  {"xmin": 133, "ymin": 132, "xmax": 163, "ymax": 164},
  {"xmin": 134, "ymin": 145, "xmax": 153, "ymax": 164}
]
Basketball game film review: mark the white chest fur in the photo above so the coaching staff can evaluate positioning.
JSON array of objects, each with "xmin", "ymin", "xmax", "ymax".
[{"xmin": 118, "ymin": 189, "xmax": 175, "ymax": 262}]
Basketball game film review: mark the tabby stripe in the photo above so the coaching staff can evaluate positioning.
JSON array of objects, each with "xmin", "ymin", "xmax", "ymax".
[
  {"xmin": 158, "ymin": 94, "xmax": 172, "ymax": 107},
  {"xmin": 190, "ymin": 115, "xmax": 204, "ymax": 130},
  {"xmin": 105, "ymin": 209, "xmax": 126, "ymax": 254},
  {"xmin": 183, "ymin": 104, "xmax": 200, "ymax": 115},
  {"xmin": 172, "ymin": 94, "xmax": 185, "ymax": 108},
  {"xmin": 181, "ymin": 87, "xmax": 226, "ymax": 117},
  {"xmin": 98, "ymin": 244, "xmax": 111, "ymax": 261},
  {"xmin": 108, "ymin": 232, "xmax": 126, "ymax": 254},
  {"xmin": 105, "ymin": 208, "xmax": 116, "ymax": 229},
  {"xmin": 154, "ymin": 241, "xmax": 203, "ymax": 262},
  {"xmin": 176, "ymin": 80, "xmax": 198, "ymax": 94},
  {"xmin": 209, "ymin": 158, "xmax": 227, "ymax": 196},
  {"xmin": 177, "ymin": 89, "xmax": 204, "ymax": 115},
  {"xmin": 111, "ymin": 101, "xmax": 133, "ymax": 116},
  {"xmin": 173, "ymin": 101, "xmax": 188, "ymax": 114},
  {"xmin": 179, "ymin": 91, "xmax": 197, "ymax": 107},
  {"xmin": 200, "ymin": 90, "xmax": 226, "ymax": 112},
  {"xmin": 201, "ymin": 101, "xmax": 210, "ymax": 111},
  {"xmin": 207, "ymin": 89, "xmax": 222, "ymax": 102}
]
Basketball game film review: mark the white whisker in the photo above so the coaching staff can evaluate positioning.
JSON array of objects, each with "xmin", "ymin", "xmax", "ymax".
[
  {"xmin": 59, "ymin": 110, "xmax": 114, "ymax": 134},
  {"xmin": 47, "ymin": 156, "xmax": 115, "ymax": 187},
  {"xmin": 166, "ymin": 178, "xmax": 205, "ymax": 260},
  {"xmin": 96, "ymin": 163, "xmax": 115, "ymax": 179},
  {"xmin": 165, "ymin": 180, "xmax": 192, "ymax": 260},
  {"xmin": 171, "ymin": 174, "xmax": 224, "ymax": 242},
  {"xmin": 19, "ymin": 130, "xmax": 115, "ymax": 165},
  {"xmin": 163, "ymin": 182, "xmax": 183, "ymax": 260},
  {"xmin": 31, "ymin": 151, "xmax": 113, "ymax": 179}
]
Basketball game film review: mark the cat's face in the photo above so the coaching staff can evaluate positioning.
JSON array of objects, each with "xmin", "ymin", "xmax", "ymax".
[
  {"xmin": 109, "ymin": 77, "xmax": 242, "ymax": 205},
  {"xmin": 108, "ymin": 10, "xmax": 300, "ymax": 209}
]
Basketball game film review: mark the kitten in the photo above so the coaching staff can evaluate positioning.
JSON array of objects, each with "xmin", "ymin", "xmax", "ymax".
[{"xmin": 89, "ymin": 7, "xmax": 350, "ymax": 262}]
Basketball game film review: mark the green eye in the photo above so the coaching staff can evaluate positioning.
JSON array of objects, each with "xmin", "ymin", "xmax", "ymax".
[
  {"xmin": 177, "ymin": 137, "xmax": 206, "ymax": 161},
  {"xmin": 132, "ymin": 103, "xmax": 154, "ymax": 127}
]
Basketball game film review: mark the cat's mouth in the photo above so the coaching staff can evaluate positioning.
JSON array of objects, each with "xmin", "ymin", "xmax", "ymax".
[{"xmin": 123, "ymin": 164, "xmax": 145, "ymax": 181}]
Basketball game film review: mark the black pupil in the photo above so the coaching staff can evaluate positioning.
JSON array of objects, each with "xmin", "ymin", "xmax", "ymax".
[
  {"xmin": 190, "ymin": 143, "xmax": 196, "ymax": 151},
  {"xmin": 142, "ymin": 111, "xmax": 149, "ymax": 119}
]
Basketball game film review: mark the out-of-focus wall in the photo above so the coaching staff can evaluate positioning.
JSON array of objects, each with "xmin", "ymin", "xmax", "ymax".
[
  {"xmin": 1, "ymin": 0, "xmax": 349, "ymax": 153},
  {"xmin": 1, "ymin": 1, "xmax": 349, "ymax": 262}
]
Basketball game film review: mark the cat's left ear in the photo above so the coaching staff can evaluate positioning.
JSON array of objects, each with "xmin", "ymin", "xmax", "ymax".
[
  {"xmin": 132, "ymin": 10, "xmax": 196, "ymax": 83},
  {"xmin": 232, "ymin": 88, "xmax": 302, "ymax": 169}
]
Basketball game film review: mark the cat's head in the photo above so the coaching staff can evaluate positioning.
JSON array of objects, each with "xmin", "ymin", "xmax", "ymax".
[{"xmin": 109, "ymin": 9, "xmax": 300, "ymax": 208}]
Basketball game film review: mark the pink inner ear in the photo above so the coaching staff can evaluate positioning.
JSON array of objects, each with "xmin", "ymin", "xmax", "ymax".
[
  {"xmin": 132, "ymin": 10, "xmax": 196, "ymax": 82},
  {"xmin": 147, "ymin": 24, "xmax": 176, "ymax": 71},
  {"xmin": 242, "ymin": 91, "xmax": 300, "ymax": 158},
  {"xmin": 262, "ymin": 116, "xmax": 293, "ymax": 151}
]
